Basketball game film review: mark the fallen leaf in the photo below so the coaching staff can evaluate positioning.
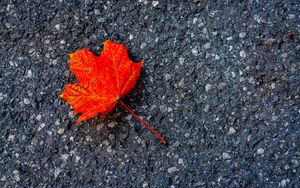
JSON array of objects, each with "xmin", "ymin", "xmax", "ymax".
[
  {"xmin": 60, "ymin": 39, "xmax": 167, "ymax": 145},
  {"xmin": 60, "ymin": 39, "xmax": 142, "ymax": 123}
]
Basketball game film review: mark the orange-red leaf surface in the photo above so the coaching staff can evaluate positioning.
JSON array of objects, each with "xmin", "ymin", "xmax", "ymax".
[{"xmin": 60, "ymin": 39, "xmax": 143, "ymax": 123}]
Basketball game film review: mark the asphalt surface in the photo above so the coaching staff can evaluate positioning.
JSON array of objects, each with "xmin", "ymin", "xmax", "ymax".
[{"xmin": 1, "ymin": 0, "xmax": 300, "ymax": 187}]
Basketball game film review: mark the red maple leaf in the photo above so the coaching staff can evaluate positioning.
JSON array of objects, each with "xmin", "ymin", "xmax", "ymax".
[{"xmin": 60, "ymin": 39, "xmax": 167, "ymax": 145}]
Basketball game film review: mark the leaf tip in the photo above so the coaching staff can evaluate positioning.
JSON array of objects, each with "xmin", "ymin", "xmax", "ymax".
[{"xmin": 104, "ymin": 38, "xmax": 111, "ymax": 44}]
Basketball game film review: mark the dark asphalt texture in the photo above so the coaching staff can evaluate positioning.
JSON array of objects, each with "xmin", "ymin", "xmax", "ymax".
[{"xmin": 1, "ymin": 0, "xmax": 300, "ymax": 187}]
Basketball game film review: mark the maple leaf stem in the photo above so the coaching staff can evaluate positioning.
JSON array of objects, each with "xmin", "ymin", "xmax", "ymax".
[{"xmin": 119, "ymin": 100, "xmax": 168, "ymax": 145}]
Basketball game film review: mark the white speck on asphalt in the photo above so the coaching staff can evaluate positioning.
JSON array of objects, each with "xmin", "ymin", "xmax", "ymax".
[
  {"xmin": 191, "ymin": 47, "xmax": 198, "ymax": 56},
  {"xmin": 55, "ymin": 24, "xmax": 60, "ymax": 30},
  {"xmin": 257, "ymin": 148, "xmax": 265, "ymax": 155},
  {"xmin": 164, "ymin": 73, "xmax": 171, "ymax": 81},
  {"xmin": 204, "ymin": 42, "xmax": 211, "ymax": 49},
  {"xmin": 152, "ymin": 1, "xmax": 158, "ymax": 7},
  {"xmin": 58, "ymin": 128, "xmax": 65, "ymax": 135},
  {"xmin": 24, "ymin": 98, "xmax": 30, "ymax": 105},
  {"xmin": 239, "ymin": 32, "xmax": 246, "ymax": 38},
  {"xmin": 179, "ymin": 57, "xmax": 185, "ymax": 65},
  {"xmin": 205, "ymin": 84, "xmax": 212, "ymax": 92},
  {"xmin": 108, "ymin": 122, "xmax": 116, "ymax": 128},
  {"xmin": 222, "ymin": 152, "xmax": 231, "ymax": 159},
  {"xmin": 168, "ymin": 167, "xmax": 179, "ymax": 173},
  {"xmin": 140, "ymin": 42, "xmax": 147, "ymax": 49},
  {"xmin": 36, "ymin": 114, "xmax": 42, "ymax": 121},
  {"xmin": 129, "ymin": 34, "xmax": 134, "ymax": 40},
  {"xmin": 107, "ymin": 146, "xmax": 112, "ymax": 153},
  {"xmin": 240, "ymin": 50, "xmax": 246, "ymax": 58},
  {"xmin": 178, "ymin": 78, "xmax": 184, "ymax": 87},
  {"xmin": 228, "ymin": 127, "xmax": 236, "ymax": 135}
]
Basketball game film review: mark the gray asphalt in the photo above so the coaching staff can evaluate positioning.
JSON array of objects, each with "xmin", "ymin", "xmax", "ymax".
[{"xmin": 1, "ymin": 0, "xmax": 300, "ymax": 187}]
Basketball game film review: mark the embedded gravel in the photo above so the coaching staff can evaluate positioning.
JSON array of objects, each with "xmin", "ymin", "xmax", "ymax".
[{"xmin": 1, "ymin": 0, "xmax": 300, "ymax": 187}]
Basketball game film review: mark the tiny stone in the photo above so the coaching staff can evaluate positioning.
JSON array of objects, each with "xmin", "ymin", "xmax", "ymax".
[
  {"xmin": 142, "ymin": 181, "xmax": 149, "ymax": 188},
  {"xmin": 205, "ymin": 84, "xmax": 212, "ymax": 92},
  {"xmin": 36, "ymin": 114, "xmax": 42, "ymax": 121},
  {"xmin": 152, "ymin": 1, "xmax": 159, "ymax": 7},
  {"xmin": 193, "ymin": 18, "xmax": 198, "ymax": 24},
  {"xmin": 228, "ymin": 127, "xmax": 236, "ymax": 135},
  {"xmin": 178, "ymin": 78, "xmax": 184, "ymax": 87},
  {"xmin": 55, "ymin": 24, "xmax": 60, "ymax": 30},
  {"xmin": 164, "ymin": 73, "xmax": 171, "ymax": 81},
  {"xmin": 281, "ymin": 53, "xmax": 288, "ymax": 59},
  {"xmin": 26, "ymin": 70, "xmax": 32, "ymax": 78},
  {"xmin": 94, "ymin": 9, "xmax": 100, "ymax": 15},
  {"xmin": 75, "ymin": 156, "xmax": 81, "ymax": 163},
  {"xmin": 271, "ymin": 82, "xmax": 276, "ymax": 89},
  {"xmin": 24, "ymin": 98, "xmax": 30, "ymax": 105},
  {"xmin": 61, "ymin": 154, "xmax": 69, "ymax": 161},
  {"xmin": 54, "ymin": 168, "xmax": 62, "ymax": 178},
  {"xmin": 39, "ymin": 123, "xmax": 46, "ymax": 130},
  {"xmin": 257, "ymin": 148, "xmax": 265, "ymax": 155},
  {"xmin": 31, "ymin": 138, "xmax": 38, "ymax": 146},
  {"xmin": 129, "ymin": 34, "xmax": 134, "ymax": 40},
  {"xmin": 240, "ymin": 50, "xmax": 246, "ymax": 58},
  {"xmin": 288, "ymin": 14, "xmax": 295, "ymax": 19},
  {"xmin": 231, "ymin": 72, "xmax": 236, "ymax": 78},
  {"xmin": 226, "ymin": 36, "xmax": 233, "ymax": 41},
  {"xmin": 248, "ymin": 77, "xmax": 256, "ymax": 85},
  {"xmin": 86, "ymin": 135, "xmax": 92, "ymax": 141},
  {"xmin": 280, "ymin": 179, "xmax": 289, "ymax": 187},
  {"xmin": 218, "ymin": 82, "xmax": 226, "ymax": 90},
  {"xmin": 178, "ymin": 158, "xmax": 184, "ymax": 164},
  {"xmin": 1, "ymin": 176, "xmax": 6, "ymax": 181},
  {"xmin": 239, "ymin": 32, "xmax": 246, "ymax": 38},
  {"xmin": 108, "ymin": 122, "xmax": 116, "ymax": 128},
  {"xmin": 8, "ymin": 134, "xmax": 15, "ymax": 141},
  {"xmin": 191, "ymin": 47, "xmax": 198, "ymax": 56},
  {"xmin": 55, "ymin": 119, "xmax": 60, "ymax": 125},
  {"xmin": 204, "ymin": 104, "xmax": 210, "ymax": 112},
  {"xmin": 140, "ymin": 42, "xmax": 147, "ymax": 49},
  {"xmin": 108, "ymin": 134, "xmax": 115, "ymax": 140},
  {"xmin": 179, "ymin": 57, "xmax": 185, "ymax": 65},
  {"xmin": 222, "ymin": 152, "xmax": 231, "ymax": 159},
  {"xmin": 68, "ymin": 111, "xmax": 74, "ymax": 118},
  {"xmin": 106, "ymin": 146, "xmax": 112, "ymax": 153},
  {"xmin": 44, "ymin": 39, "xmax": 50, "ymax": 44},
  {"xmin": 58, "ymin": 128, "xmax": 65, "ymax": 135},
  {"xmin": 14, "ymin": 172, "xmax": 20, "ymax": 182},
  {"xmin": 159, "ymin": 105, "xmax": 167, "ymax": 113},
  {"xmin": 28, "ymin": 48, "xmax": 35, "ymax": 54},
  {"xmin": 203, "ymin": 42, "xmax": 211, "ymax": 49},
  {"xmin": 125, "ymin": 114, "xmax": 132, "ymax": 121},
  {"xmin": 167, "ymin": 167, "xmax": 179, "ymax": 173}
]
